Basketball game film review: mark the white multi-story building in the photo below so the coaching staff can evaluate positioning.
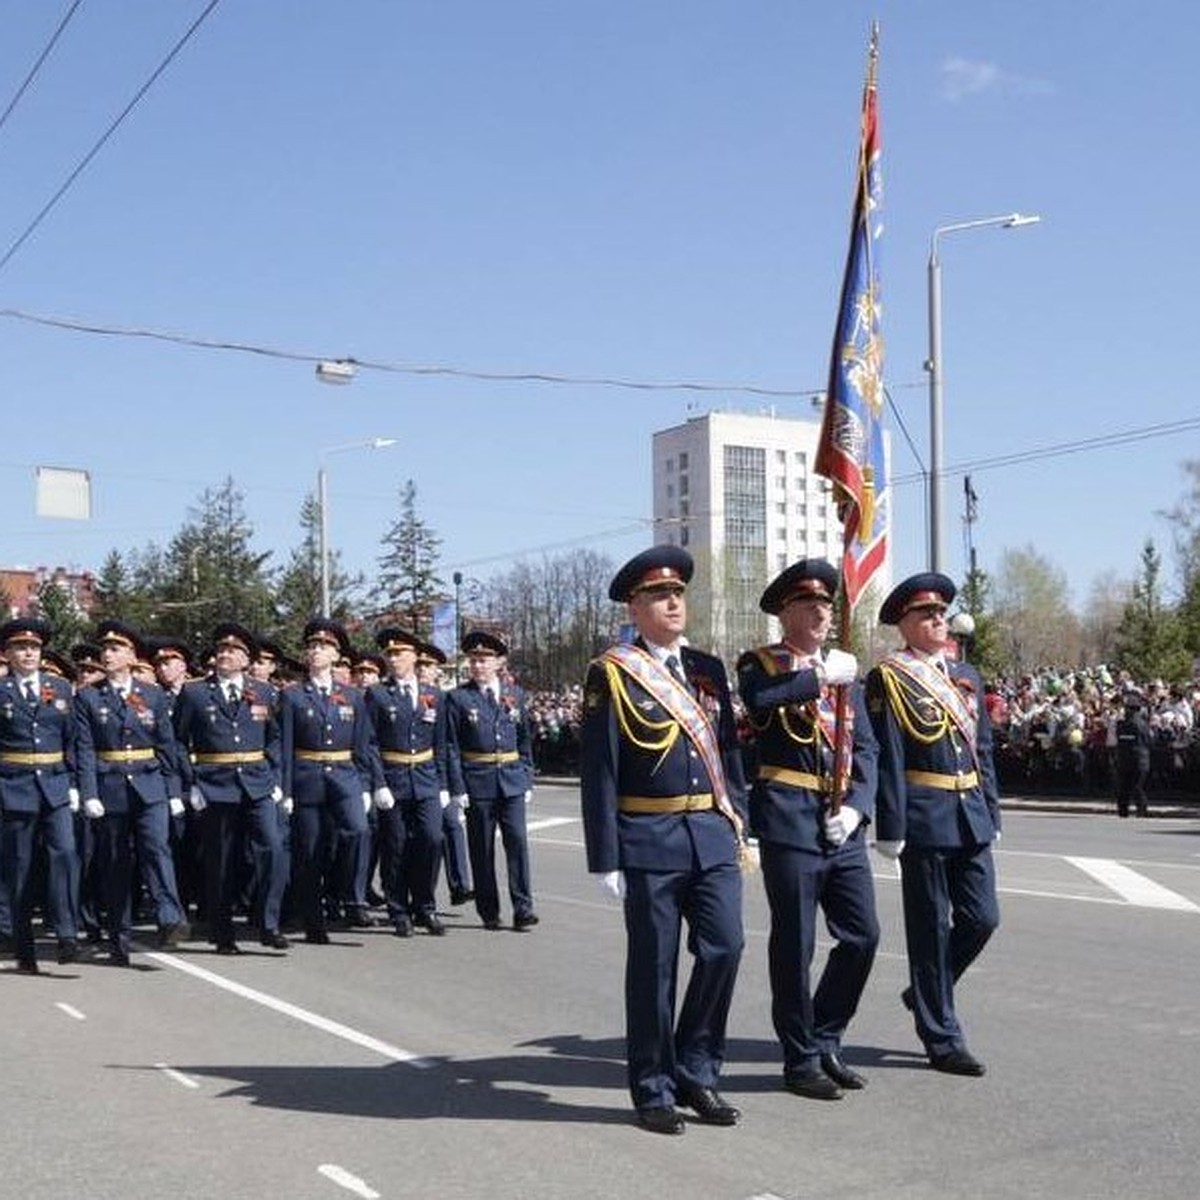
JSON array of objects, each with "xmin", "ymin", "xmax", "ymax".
[{"xmin": 652, "ymin": 409, "xmax": 891, "ymax": 660}]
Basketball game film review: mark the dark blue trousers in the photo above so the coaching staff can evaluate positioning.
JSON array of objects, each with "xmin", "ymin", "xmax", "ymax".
[
  {"xmin": 440, "ymin": 800, "xmax": 471, "ymax": 895},
  {"xmin": 94, "ymin": 802, "xmax": 185, "ymax": 952},
  {"xmin": 379, "ymin": 795, "xmax": 443, "ymax": 921},
  {"xmin": 1, "ymin": 805, "xmax": 78, "ymax": 962},
  {"xmin": 292, "ymin": 795, "xmax": 368, "ymax": 933},
  {"xmin": 202, "ymin": 798, "xmax": 287, "ymax": 944},
  {"xmin": 760, "ymin": 840, "xmax": 878, "ymax": 1075},
  {"xmin": 900, "ymin": 842, "xmax": 999, "ymax": 1056},
  {"xmin": 623, "ymin": 860, "xmax": 744, "ymax": 1110},
  {"xmin": 465, "ymin": 795, "xmax": 533, "ymax": 923}
]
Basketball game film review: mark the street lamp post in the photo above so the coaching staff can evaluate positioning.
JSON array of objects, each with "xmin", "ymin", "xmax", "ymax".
[
  {"xmin": 926, "ymin": 212, "xmax": 1040, "ymax": 573},
  {"xmin": 316, "ymin": 437, "xmax": 397, "ymax": 617},
  {"xmin": 452, "ymin": 570, "xmax": 463, "ymax": 680}
]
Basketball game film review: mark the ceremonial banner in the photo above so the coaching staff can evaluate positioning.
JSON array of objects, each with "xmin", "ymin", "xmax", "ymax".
[
  {"xmin": 814, "ymin": 25, "xmax": 888, "ymax": 610},
  {"xmin": 430, "ymin": 601, "xmax": 457, "ymax": 655}
]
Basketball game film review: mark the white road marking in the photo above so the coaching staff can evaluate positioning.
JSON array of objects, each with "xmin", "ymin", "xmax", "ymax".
[
  {"xmin": 318, "ymin": 1164, "xmax": 381, "ymax": 1198},
  {"xmin": 142, "ymin": 950, "xmax": 432, "ymax": 1066},
  {"xmin": 154, "ymin": 1062, "xmax": 200, "ymax": 1090},
  {"xmin": 55, "ymin": 1002, "xmax": 86, "ymax": 1021},
  {"xmin": 1065, "ymin": 857, "xmax": 1200, "ymax": 912},
  {"xmin": 526, "ymin": 816, "xmax": 576, "ymax": 832}
]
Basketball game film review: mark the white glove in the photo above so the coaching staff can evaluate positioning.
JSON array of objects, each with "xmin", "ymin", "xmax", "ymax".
[
  {"xmin": 453, "ymin": 793, "xmax": 470, "ymax": 811},
  {"xmin": 271, "ymin": 785, "xmax": 283, "ymax": 803},
  {"xmin": 83, "ymin": 798, "xmax": 105, "ymax": 820},
  {"xmin": 373, "ymin": 786, "xmax": 396, "ymax": 812},
  {"xmin": 823, "ymin": 804, "xmax": 862, "ymax": 847},
  {"xmin": 68, "ymin": 787, "xmax": 80, "ymax": 813},
  {"xmin": 438, "ymin": 789, "xmax": 450, "ymax": 809},
  {"xmin": 362, "ymin": 791, "xmax": 372, "ymax": 813},
  {"xmin": 595, "ymin": 870, "xmax": 626, "ymax": 900},
  {"xmin": 281, "ymin": 796, "xmax": 294, "ymax": 815},
  {"xmin": 524, "ymin": 789, "xmax": 532, "ymax": 804},
  {"xmin": 823, "ymin": 648, "xmax": 859, "ymax": 686},
  {"xmin": 189, "ymin": 785, "xmax": 207, "ymax": 813},
  {"xmin": 874, "ymin": 839, "xmax": 905, "ymax": 859},
  {"xmin": 169, "ymin": 796, "xmax": 185, "ymax": 818}
]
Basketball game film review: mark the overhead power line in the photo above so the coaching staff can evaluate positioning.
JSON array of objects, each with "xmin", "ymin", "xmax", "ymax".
[
  {"xmin": 0, "ymin": 0, "xmax": 85, "ymax": 137},
  {"xmin": 0, "ymin": 0, "xmax": 223, "ymax": 279}
]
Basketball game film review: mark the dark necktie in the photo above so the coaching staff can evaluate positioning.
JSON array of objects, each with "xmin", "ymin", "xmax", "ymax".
[
  {"xmin": 228, "ymin": 683, "xmax": 240, "ymax": 711},
  {"xmin": 401, "ymin": 683, "xmax": 414, "ymax": 712},
  {"xmin": 24, "ymin": 680, "xmax": 37, "ymax": 706},
  {"xmin": 665, "ymin": 654, "xmax": 688, "ymax": 690}
]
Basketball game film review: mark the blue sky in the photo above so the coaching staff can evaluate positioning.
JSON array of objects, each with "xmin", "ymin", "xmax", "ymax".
[{"xmin": 0, "ymin": 1, "xmax": 1196, "ymax": 613}]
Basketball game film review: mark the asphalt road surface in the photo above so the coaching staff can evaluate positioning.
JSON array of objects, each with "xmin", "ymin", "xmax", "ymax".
[{"xmin": 4, "ymin": 787, "xmax": 1198, "ymax": 1200}]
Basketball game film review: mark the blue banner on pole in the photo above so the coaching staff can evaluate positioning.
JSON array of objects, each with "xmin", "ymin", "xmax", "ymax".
[{"xmin": 430, "ymin": 601, "xmax": 457, "ymax": 656}]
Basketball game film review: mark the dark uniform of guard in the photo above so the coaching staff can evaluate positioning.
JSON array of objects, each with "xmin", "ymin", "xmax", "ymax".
[
  {"xmin": 581, "ymin": 547, "xmax": 748, "ymax": 1135},
  {"xmin": 1115, "ymin": 699, "xmax": 1152, "ymax": 818},
  {"xmin": 421, "ymin": 641, "xmax": 473, "ymax": 906},
  {"xmin": 866, "ymin": 573, "xmax": 1000, "ymax": 1077},
  {"xmin": 278, "ymin": 619, "xmax": 378, "ymax": 943},
  {"xmin": 0, "ymin": 618, "xmax": 80, "ymax": 971},
  {"xmin": 737, "ymin": 560, "xmax": 879, "ymax": 1099},
  {"xmin": 444, "ymin": 631, "xmax": 537, "ymax": 931},
  {"xmin": 173, "ymin": 623, "xmax": 288, "ymax": 952},
  {"xmin": 74, "ymin": 621, "xmax": 189, "ymax": 965},
  {"xmin": 366, "ymin": 629, "xmax": 448, "ymax": 936}
]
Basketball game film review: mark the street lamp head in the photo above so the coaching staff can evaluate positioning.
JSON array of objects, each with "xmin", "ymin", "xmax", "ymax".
[
  {"xmin": 1002, "ymin": 213, "xmax": 1041, "ymax": 229},
  {"xmin": 315, "ymin": 359, "xmax": 357, "ymax": 384},
  {"xmin": 370, "ymin": 437, "xmax": 397, "ymax": 449}
]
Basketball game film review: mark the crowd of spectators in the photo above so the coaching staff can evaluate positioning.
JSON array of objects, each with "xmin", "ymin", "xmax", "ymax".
[
  {"xmin": 984, "ymin": 667, "xmax": 1200, "ymax": 798},
  {"xmin": 526, "ymin": 664, "xmax": 1200, "ymax": 805}
]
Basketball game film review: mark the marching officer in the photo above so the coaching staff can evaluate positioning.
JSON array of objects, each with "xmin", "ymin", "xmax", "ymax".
[
  {"xmin": 74, "ymin": 620, "xmax": 190, "ymax": 966},
  {"xmin": 581, "ymin": 546, "xmax": 748, "ymax": 1135},
  {"xmin": 737, "ymin": 560, "xmax": 878, "ymax": 1100},
  {"xmin": 173, "ymin": 623, "xmax": 289, "ymax": 952},
  {"xmin": 421, "ymin": 641, "xmax": 473, "ymax": 906},
  {"xmin": 866, "ymin": 573, "xmax": 1001, "ymax": 1077},
  {"xmin": 445, "ymin": 631, "xmax": 537, "ymax": 931},
  {"xmin": 278, "ymin": 618, "xmax": 393, "ymax": 943},
  {"xmin": 0, "ymin": 618, "xmax": 80, "ymax": 972},
  {"xmin": 366, "ymin": 628, "xmax": 448, "ymax": 936}
]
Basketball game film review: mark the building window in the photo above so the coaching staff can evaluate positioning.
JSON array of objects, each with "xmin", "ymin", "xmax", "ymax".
[
  {"xmin": 680, "ymin": 526, "xmax": 690, "ymax": 547},
  {"xmin": 774, "ymin": 475, "xmax": 787, "ymax": 489},
  {"xmin": 666, "ymin": 458, "xmax": 674, "ymax": 473},
  {"xmin": 775, "ymin": 501, "xmax": 787, "ymax": 514},
  {"xmin": 680, "ymin": 499, "xmax": 689, "ymax": 517},
  {"xmin": 796, "ymin": 503, "xmax": 807, "ymax": 516},
  {"xmin": 666, "ymin": 483, "xmax": 674, "ymax": 499},
  {"xmin": 777, "ymin": 552, "xmax": 789, "ymax": 571},
  {"xmin": 775, "ymin": 449, "xmax": 787, "ymax": 463},
  {"xmin": 794, "ymin": 451, "xmax": 807, "ymax": 466},
  {"xmin": 679, "ymin": 452, "xmax": 689, "ymax": 469},
  {"xmin": 816, "ymin": 504, "xmax": 827, "ymax": 518},
  {"xmin": 794, "ymin": 476, "xmax": 806, "ymax": 490},
  {"xmin": 776, "ymin": 527, "xmax": 788, "ymax": 542},
  {"xmin": 679, "ymin": 474, "xmax": 689, "ymax": 496},
  {"xmin": 817, "ymin": 530, "xmax": 828, "ymax": 544}
]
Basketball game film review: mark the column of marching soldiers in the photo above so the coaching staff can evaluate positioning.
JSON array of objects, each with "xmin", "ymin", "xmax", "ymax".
[{"xmin": 0, "ymin": 613, "xmax": 540, "ymax": 972}]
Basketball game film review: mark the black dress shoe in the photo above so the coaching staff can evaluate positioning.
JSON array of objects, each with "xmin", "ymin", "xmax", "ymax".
[
  {"xmin": 366, "ymin": 889, "xmax": 386, "ymax": 907},
  {"xmin": 512, "ymin": 912, "xmax": 539, "ymax": 931},
  {"xmin": 160, "ymin": 921, "xmax": 190, "ymax": 948},
  {"xmin": 260, "ymin": 931, "xmax": 289, "ymax": 949},
  {"xmin": 449, "ymin": 888, "xmax": 474, "ymax": 906},
  {"xmin": 929, "ymin": 1048, "xmax": 986, "ymax": 1077},
  {"xmin": 215, "ymin": 942, "xmax": 244, "ymax": 956},
  {"xmin": 481, "ymin": 917, "xmax": 502, "ymax": 931},
  {"xmin": 57, "ymin": 939, "xmax": 81, "ymax": 965},
  {"xmin": 414, "ymin": 913, "xmax": 446, "ymax": 936},
  {"xmin": 783, "ymin": 1066, "xmax": 843, "ymax": 1101},
  {"xmin": 14, "ymin": 958, "xmax": 40, "ymax": 975},
  {"xmin": 901, "ymin": 986, "xmax": 915, "ymax": 1012},
  {"xmin": 820, "ymin": 1051, "xmax": 867, "ymax": 1090},
  {"xmin": 637, "ymin": 1106, "xmax": 686, "ymax": 1136},
  {"xmin": 110, "ymin": 948, "xmax": 132, "ymax": 967},
  {"xmin": 304, "ymin": 929, "xmax": 331, "ymax": 945},
  {"xmin": 346, "ymin": 907, "xmax": 376, "ymax": 928},
  {"xmin": 392, "ymin": 916, "xmax": 414, "ymax": 938},
  {"xmin": 678, "ymin": 1086, "xmax": 740, "ymax": 1126}
]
